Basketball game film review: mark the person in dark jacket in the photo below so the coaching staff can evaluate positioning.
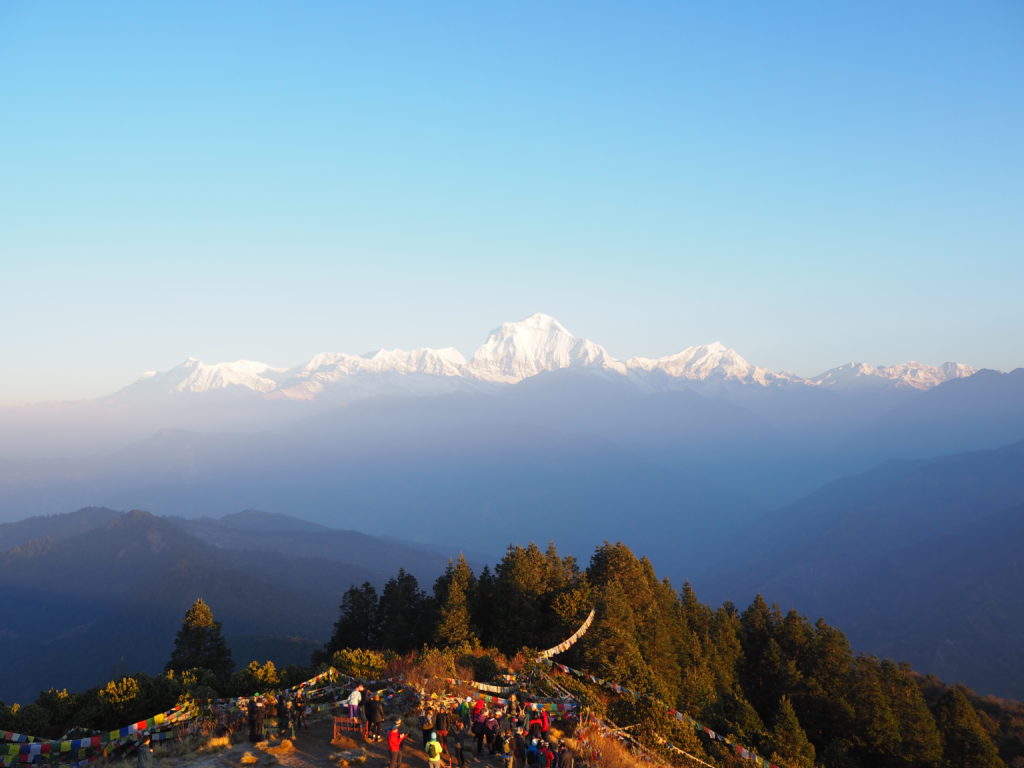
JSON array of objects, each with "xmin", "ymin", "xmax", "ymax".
[
  {"xmin": 135, "ymin": 735, "xmax": 153, "ymax": 768},
  {"xmin": 365, "ymin": 693, "xmax": 385, "ymax": 741},
  {"xmin": 419, "ymin": 707, "xmax": 435, "ymax": 748},
  {"xmin": 472, "ymin": 710, "xmax": 488, "ymax": 755},
  {"xmin": 433, "ymin": 706, "xmax": 451, "ymax": 753},
  {"xmin": 451, "ymin": 720, "xmax": 467, "ymax": 767}
]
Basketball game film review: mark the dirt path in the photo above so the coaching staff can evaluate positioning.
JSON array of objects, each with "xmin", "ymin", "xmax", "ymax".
[{"xmin": 155, "ymin": 718, "xmax": 509, "ymax": 768}]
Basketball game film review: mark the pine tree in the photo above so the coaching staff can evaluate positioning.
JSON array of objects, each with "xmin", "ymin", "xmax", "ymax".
[
  {"xmin": 491, "ymin": 544, "xmax": 550, "ymax": 653},
  {"xmin": 434, "ymin": 554, "xmax": 477, "ymax": 647},
  {"xmin": 326, "ymin": 582, "xmax": 380, "ymax": 653},
  {"xmin": 848, "ymin": 655, "xmax": 900, "ymax": 762},
  {"xmin": 933, "ymin": 687, "xmax": 1005, "ymax": 768},
  {"xmin": 378, "ymin": 569, "xmax": 433, "ymax": 652},
  {"xmin": 165, "ymin": 598, "xmax": 233, "ymax": 682},
  {"xmin": 769, "ymin": 696, "xmax": 816, "ymax": 768},
  {"xmin": 880, "ymin": 660, "xmax": 942, "ymax": 767}
]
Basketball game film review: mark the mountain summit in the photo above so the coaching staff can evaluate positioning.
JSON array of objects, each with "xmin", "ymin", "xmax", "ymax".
[{"xmin": 468, "ymin": 313, "xmax": 626, "ymax": 382}]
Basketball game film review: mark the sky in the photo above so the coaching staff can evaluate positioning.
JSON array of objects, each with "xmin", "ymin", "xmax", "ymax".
[{"xmin": 1, "ymin": 1, "xmax": 1022, "ymax": 404}]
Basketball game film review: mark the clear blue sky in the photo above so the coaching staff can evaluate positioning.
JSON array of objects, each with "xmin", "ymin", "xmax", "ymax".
[{"xmin": 1, "ymin": 1, "xmax": 1021, "ymax": 404}]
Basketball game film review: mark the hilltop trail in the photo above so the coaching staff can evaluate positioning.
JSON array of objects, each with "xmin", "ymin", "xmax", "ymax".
[{"xmin": 157, "ymin": 718, "xmax": 489, "ymax": 768}]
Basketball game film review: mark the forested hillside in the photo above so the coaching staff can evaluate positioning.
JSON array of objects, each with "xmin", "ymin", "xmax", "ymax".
[
  {"xmin": 321, "ymin": 542, "xmax": 1022, "ymax": 768},
  {"xmin": 2, "ymin": 540, "xmax": 1021, "ymax": 767}
]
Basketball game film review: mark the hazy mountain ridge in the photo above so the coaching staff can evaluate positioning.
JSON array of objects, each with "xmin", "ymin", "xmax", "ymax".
[
  {"xmin": 705, "ymin": 439, "xmax": 1024, "ymax": 698},
  {"xmin": 0, "ymin": 508, "xmax": 454, "ymax": 702}
]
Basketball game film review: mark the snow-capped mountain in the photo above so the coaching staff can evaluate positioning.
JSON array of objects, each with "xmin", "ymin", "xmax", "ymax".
[
  {"xmin": 626, "ymin": 342, "xmax": 799, "ymax": 387},
  {"xmin": 120, "ymin": 357, "xmax": 287, "ymax": 397},
  {"xmin": 467, "ymin": 313, "xmax": 626, "ymax": 382},
  {"xmin": 111, "ymin": 314, "xmax": 979, "ymax": 402},
  {"xmin": 276, "ymin": 347, "xmax": 469, "ymax": 400},
  {"xmin": 810, "ymin": 361, "xmax": 976, "ymax": 391}
]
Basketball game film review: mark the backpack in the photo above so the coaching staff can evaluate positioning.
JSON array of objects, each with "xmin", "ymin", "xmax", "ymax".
[{"xmin": 426, "ymin": 741, "xmax": 442, "ymax": 760}]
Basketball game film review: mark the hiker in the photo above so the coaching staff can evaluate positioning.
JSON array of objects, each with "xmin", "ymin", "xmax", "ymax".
[
  {"xmin": 135, "ymin": 734, "xmax": 153, "ymax": 768},
  {"xmin": 485, "ymin": 710, "xmax": 500, "ymax": 754},
  {"xmin": 419, "ymin": 706, "xmax": 435, "ymax": 747},
  {"xmin": 525, "ymin": 738, "xmax": 540, "ymax": 767},
  {"xmin": 526, "ymin": 707, "xmax": 542, "ymax": 740},
  {"xmin": 556, "ymin": 743, "xmax": 574, "ymax": 768},
  {"xmin": 249, "ymin": 697, "xmax": 265, "ymax": 742},
  {"xmin": 472, "ymin": 709, "xmax": 488, "ymax": 755},
  {"xmin": 512, "ymin": 729, "xmax": 526, "ymax": 768},
  {"xmin": 457, "ymin": 696, "xmax": 472, "ymax": 727},
  {"xmin": 499, "ymin": 728, "xmax": 513, "ymax": 768},
  {"xmin": 433, "ymin": 703, "xmax": 451, "ymax": 752},
  {"xmin": 277, "ymin": 693, "xmax": 292, "ymax": 739},
  {"xmin": 541, "ymin": 741, "xmax": 556, "ymax": 768},
  {"xmin": 451, "ymin": 719, "xmax": 467, "ymax": 768},
  {"xmin": 387, "ymin": 719, "xmax": 408, "ymax": 768},
  {"xmin": 365, "ymin": 692, "xmax": 385, "ymax": 741},
  {"xmin": 345, "ymin": 684, "xmax": 364, "ymax": 724},
  {"xmin": 292, "ymin": 694, "xmax": 306, "ymax": 733},
  {"xmin": 425, "ymin": 732, "xmax": 443, "ymax": 768}
]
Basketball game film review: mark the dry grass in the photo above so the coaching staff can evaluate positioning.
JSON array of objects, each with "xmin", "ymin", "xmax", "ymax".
[
  {"xmin": 570, "ymin": 729, "xmax": 677, "ymax": 768},
  {"xmin": 329, "ymin": 733, "xmax": 362, "ymax": 750}
]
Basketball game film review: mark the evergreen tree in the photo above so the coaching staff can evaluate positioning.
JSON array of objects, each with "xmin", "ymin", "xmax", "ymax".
[
  {"xmin": 326, "ymin": 582, "xmax": 380, "ymax": 653},
  {"xmin": 769, "ymin": 696, "xmax": 816, "ymax": 768},
  {"xmin": 473, "ymin": 565, "xmax": 497, "ymax": 646},
  {"xmin": 933, "ymin": 686, "xmax": 1005, "ymax": 768},
  {"xmin": 434, "ymin": 554, "xmax": 478, "ymax": 647},
  {"xmin": 378, "ymin": 569, "xmax": 433, "ymax": 652},
  {"xmin": 880, "ymin": 660, "xmax": 942, "ymax": 767},
  {"xmin": 491, "ymin": 544, "xmax": 550, "ymax": 653},
  {"xmin": 848, "ymin": 655, "xmax": 900, "ymax": 763},
  {"xmin": 165, "ymin": 598, "xmax": 233, "ymax": 682}
]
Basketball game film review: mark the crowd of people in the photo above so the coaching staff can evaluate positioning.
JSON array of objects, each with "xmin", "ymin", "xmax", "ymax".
[
  {"xmin": 244, "ymin": 691, "xmax": 309, "ymax": 743},
  {"xmin": 235, "ymin": 681, "xmax": 578, "ymax": 768},
  {"xmin": 391, "ymin": 694, "xmax": 575, "ymax": 768}
]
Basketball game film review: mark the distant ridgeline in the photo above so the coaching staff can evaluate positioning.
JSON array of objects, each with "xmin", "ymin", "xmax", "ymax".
[{"xmin": 2, "ymin": 542, "xmax": 1020, "ymax": 768}]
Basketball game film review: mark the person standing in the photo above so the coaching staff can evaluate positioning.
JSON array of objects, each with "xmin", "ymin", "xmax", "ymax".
[
  {"xmin": 512, "ymin": 729, "xmax": 526, "ymax": 768},
  {"xmin": 365, "ymin": 693, "xmax": 384, "ymax": 742},
  {"xmin": 135, "ymin": 735, "xmax": 153, "ymax": 768},
  {"xmin": 345, "ymin": 685, "xmax": 364, "ymax": 727},
  {"xmin": 425, "ymin": 732, "xmax": 443, "ymax": 768},
  {"xmin": 451, "ymin": 720, "xmax": 467, "ymax": 768},
  {"xmin": 419, "ymin": 707, "xmax": 435, "ymax": 747},
  {"xmin": 387, "ymin": 719, "xmax": 408, "ymax": 768},
  {"xmin": 433, "ymin": 705, "xmax": 451, "ymax": 753}
]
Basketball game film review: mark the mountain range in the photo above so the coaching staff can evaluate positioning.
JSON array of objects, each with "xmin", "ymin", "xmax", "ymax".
[{"xmin": 111, "ymin": 313, "xmax": 976, "ymax": 401}]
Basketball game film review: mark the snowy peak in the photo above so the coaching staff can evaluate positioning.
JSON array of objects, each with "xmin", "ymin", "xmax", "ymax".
[
  {"xmin": 810, "ymin": 361, "xmax": 977, "ymax": 391},
  {"xmin": 121, "ymin": 358, "xmax": 286, "ymax": 396},
  {"xmin": 468, "ymin": 313, "xmax": 626, "ymax": 382},
  {"xmin": 276, "ymin": 346, "xmax": 469, "ymax": 400},
  {"xmin": 627, "ymin": 343, "xmax": 798, "ymax": 386}
]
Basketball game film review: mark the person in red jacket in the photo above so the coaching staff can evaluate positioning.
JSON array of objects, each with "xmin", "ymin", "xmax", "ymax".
[{"xmin": 387, "ymin": 719, "xmax": 408, "ymax": 768}]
